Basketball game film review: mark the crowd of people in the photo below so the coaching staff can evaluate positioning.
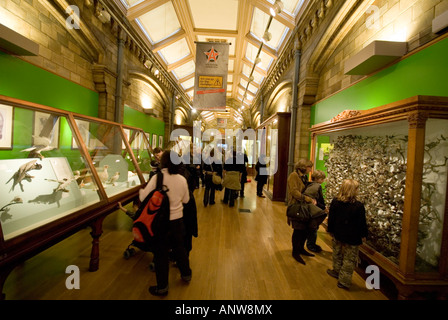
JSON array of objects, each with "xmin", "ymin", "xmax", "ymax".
[{"xmin": 120, "ymin": 144, "xmax": 367, "ymax": 296}]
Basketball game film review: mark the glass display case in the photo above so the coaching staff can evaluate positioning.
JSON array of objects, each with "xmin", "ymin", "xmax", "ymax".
[
  {"xmin": 0, "ymin": 95, "xmax": 154, "ymax": 299},
  {"xmin": 310, "ymin": 96, "xmax": 448, "ymax": 299},
  {"xmin": 256, "ymin": 112, "xmax": 290, "ymax": 201}
]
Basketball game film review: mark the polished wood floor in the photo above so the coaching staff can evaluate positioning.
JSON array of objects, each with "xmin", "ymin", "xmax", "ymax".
[{"xmin": 4, "ymin": 179, "xmax": 387, "ymax": 300}]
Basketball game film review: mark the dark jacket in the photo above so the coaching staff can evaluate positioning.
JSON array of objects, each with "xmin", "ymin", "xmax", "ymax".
[
  {"xmin": 327, "ymin": 199, "xmax": 368, "ymax": 245},
  {"xmin": 304, "ymin": 182, "xmax": 326, "ymax": 210},
  {"xmin": 255, "ymin": 160, "xmax": 268, "ymax": 184}
]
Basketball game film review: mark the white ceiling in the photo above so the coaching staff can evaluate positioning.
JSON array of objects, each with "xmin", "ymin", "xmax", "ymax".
[{"xmin": 120, "ymin": 0, "xmax": 307, "ymax": 124}]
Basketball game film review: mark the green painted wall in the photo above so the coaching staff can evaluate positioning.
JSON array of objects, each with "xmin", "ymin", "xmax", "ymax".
[
  {"xmin": 311, "ymin": 37, "xmax": 448, "ymax": 125},
  {"xmin": 0, "ymin": 51, "xmax": 98, "ymax": 115},
  {"xmin": 123, "ymin": 105, "xmax": 165, "ymax": 139}
]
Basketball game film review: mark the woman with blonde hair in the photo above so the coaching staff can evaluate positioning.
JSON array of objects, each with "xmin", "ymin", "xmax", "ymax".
[{"xmin": 327, "ymin": 179, "xmax": 368, "ymax": 290}]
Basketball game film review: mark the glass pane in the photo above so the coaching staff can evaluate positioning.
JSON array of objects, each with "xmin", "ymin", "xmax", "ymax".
[
  {"xmin": 313, "ymin": 135, "xmax": 332, "ymax": 198},
  {"xmin": 124, "ymin": 129, "xmax": 151, "ymax": 183},
  {"xmin": 0, "ymin": 106, "xmax": 101, "ymax": 240},
  {"xmin": 79, "ymin": 118, "xmax": 140, "ymax": 198},
  {"xmin": 415, "ymin": 119, "xmax": 448, "ymax": 272},
  {"xmin": 323, "ymin": 121, "xmax": 409, "ymax": 265}
]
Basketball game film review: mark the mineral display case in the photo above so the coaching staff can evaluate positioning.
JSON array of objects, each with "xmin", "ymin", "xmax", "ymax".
[
  {"xmin": 0, "ymin": 95, "xmax": 154, "ymax": 299},
  {"xmin": 310, "ymin": 96, "xmax": 448, "ymax": 299}
]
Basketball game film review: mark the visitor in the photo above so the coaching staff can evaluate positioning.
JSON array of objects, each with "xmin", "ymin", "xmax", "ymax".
[
  {"xmin": 326, "ymin": 179, "xmax": 368, "ymax": 290},
  {"xmin": 222, "ymin": 150, "xmax": 241, "ymax": 207},
  {"xmin": 254, "ymin": 154, "xmax": 267, "ymax": 198},
  {"xmin": 202, "ymin": 149, "xmax": 222, "ymax": 207},
  {"xmin": 139, "ymin": 150, "xmax": 192, "ymax": 296},
  {"xmin": 287, "ymin": 159, "xmax": 317, "ymax": 265},
  {"xmin": 303, "ymin": 170, "xmax": 328, "ymax": 252}
]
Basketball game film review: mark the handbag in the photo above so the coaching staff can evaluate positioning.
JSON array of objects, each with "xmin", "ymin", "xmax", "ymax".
[
  {"xmin": 211, "ymin": 164, "xmax": 222, "ymax": 185},
  {"xmin": 212, "ymin": 173, "xmax": 222, "ymax": 185},
  {"xmin": 287, "ymin": 200, "xmax": 312, "ymax": 222}
]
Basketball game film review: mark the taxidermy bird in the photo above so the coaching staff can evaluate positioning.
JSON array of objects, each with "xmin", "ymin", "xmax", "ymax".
[
  {"xmin": 98, "ymin": 165, "xmax": 109, "ymax": 183},
  {"xmin": 21, "ymin": 136, "xmax": 55, "ymax": 160},
  {"xmin": 0, "ymin": 197, "xmax": 23, "ymax": 222},
  {"xmin": 6, "ymin": 160, "xmax": 43, "ymax": 192},
  {"xmin": 108, "ymin": 172, "xmax": 120, "ymax": 186},
  {"xmin": 45, "ymin": 178, "xmax": 72, "ymax": 192}
]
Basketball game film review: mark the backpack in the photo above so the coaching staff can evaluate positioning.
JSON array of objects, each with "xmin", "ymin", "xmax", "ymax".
[{"xmin": 132, "ymin": 172, "xmax": 170, "ymax": 247}]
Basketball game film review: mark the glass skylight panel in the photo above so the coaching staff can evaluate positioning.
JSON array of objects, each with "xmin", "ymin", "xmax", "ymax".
[
  {"xmin": 137, "ymin": 2, "xmax": 181, "ymax": 44},
  {"xmin": 250, "ymin": 8, "xmax": 288, "ymax": 50},
  {"xmin": 158, "ymin": 38, "xmax": 190, "ymax": 65},
  {"xmin": 228, "ymin": 60, "xmax": 234, "ymax": 72},
  {"xmin": 247, "ymin": 83, "xmax": 258, "ymax": 95},
  {"xmin": 172, "ymin": 60, "xmax": 195, "ymax": 80},
  {"xmin": 188, "ymin": 0, "xmax": 238, "ymax": 30},
  {"xmin": 268, "ymin": 19, "xmax": 288, "ymax": 49},
  {"xmin": 251, "ymin": 8, "xmax": 271, "ymax": 42},
  {"xmin": 242, "ymin": 64, "xmax": 264, "ymax": 84},
  {"xmin": 181, "ymin": 78, "xmax": 195, "ymax": 90},
  {"xmin": 284, "ymin": 0, "xmax": 305, "ymax": 15},
  {"xmin": 227, "ymin": 74, "xmax": 233, "ymax": 83},
  {"xmin": 245, "ymin": 43, "xmax": 273, "ymax": 71}
]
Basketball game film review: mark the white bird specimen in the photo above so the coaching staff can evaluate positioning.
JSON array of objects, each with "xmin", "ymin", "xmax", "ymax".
[
  {"xmin": 21, "ymin": 136, "xmax": 55, "ymax": 160},
  {"xmin": 45, "ymin": 178, "xmax": 71, "ymax": 192},
  {"xmin": 108, "ymin": 172, "xmax": 120, "ymax": 186},
  {"xmin": 98, "ymin": 165, "xmax": 109, "ymax": 183}
]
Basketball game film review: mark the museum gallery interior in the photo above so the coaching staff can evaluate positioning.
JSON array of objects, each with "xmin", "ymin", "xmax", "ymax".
[{"xmin": 0, "ymin": 0, "xmax": 448, "ymax": 301}]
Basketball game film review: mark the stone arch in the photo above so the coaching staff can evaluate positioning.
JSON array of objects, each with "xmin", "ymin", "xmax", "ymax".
[
  {"xmin": 126, "ymin": 71, "xmax": 173, "ymax": 131},
  {"xmin": 174, "ymin": 107, "xmax": 189, "ymax": 125},
  {"xmin": 265, "ymin": 81, "xmax": 292, "ymax": 118}
]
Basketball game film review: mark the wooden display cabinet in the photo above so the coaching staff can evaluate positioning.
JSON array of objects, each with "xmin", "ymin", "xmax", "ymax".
[
  {"xmin": 0, "ymin": 95, "xmax": 154, "ymax": 299},
  {"xmin": 310, "ymin": 96, "xmax": 448, "ymax": 299},
  {"xmin": 256, "ymin": 112, "xmax": 290, "ymax": 201}
]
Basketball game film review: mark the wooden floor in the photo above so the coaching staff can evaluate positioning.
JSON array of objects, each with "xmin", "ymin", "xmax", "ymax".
[{"xmin": 4, "ymin": 179, "xmax": 387, "ymax": 300}]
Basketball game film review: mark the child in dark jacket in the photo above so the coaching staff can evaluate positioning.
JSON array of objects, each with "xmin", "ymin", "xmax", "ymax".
[
  {"xmin": 327, "ymin": 179, "xmax": 368, "ymax": 290},
  {"xmin": 303, "ymin": 170, "xmax": 327, "ymax": 252}
]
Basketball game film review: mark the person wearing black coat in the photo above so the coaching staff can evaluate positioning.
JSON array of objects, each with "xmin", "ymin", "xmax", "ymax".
[
  {"xmin": 327, "ymin": 179, "xmax": 368, "ymax": 290},
  {"xmin": 255, "ymin": 155, "xmax": 268, "ymax": 198},
  {"xmin": 183, "ymin": 190, "xmax": 198, "ymax": 256},
  {"xmin": 202, "ymin": 150, "xmax": 223, "ymax": 207}
]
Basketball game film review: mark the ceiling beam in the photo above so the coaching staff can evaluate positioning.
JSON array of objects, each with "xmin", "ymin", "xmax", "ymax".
[
  {"xmin": 178, "ymin": 72, "xmax": 195, "ymax": 84},
  {"xmin": 193, "ymin": 28, "xmax": 239, "ymax": 38},
  {"xmin": 241, "ymin": 57, "xmax": 268, "ymax": 77},
  {"xmin": 152, "ymin": 29, "xmax": 186, "ymax": 52},
  {"xmin": 245, "ymin": 32, "xmax": 278, "ymax": 59},
  {"xmin": 251, "ymin": 0, "xmax": 296, "ymax": 30},
  {"xmin": 232, "ymin": 0, "xmax": 253, "ymax": 100},
  {"xmin": 167, "ymin": 54, "xmax": 194, "ymax": 72},
  {"xmin": 172, "ymin": 0, "xmax": 197, "ymax": 60},
  {"xmin": 127, "ymin": 0, "xmax": 170, "ymax": 21}
]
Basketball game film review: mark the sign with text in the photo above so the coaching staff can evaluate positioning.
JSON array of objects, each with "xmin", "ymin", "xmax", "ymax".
[{"xmin": 194, "ymin": 42, "xmax": 229, "ymax": 111}]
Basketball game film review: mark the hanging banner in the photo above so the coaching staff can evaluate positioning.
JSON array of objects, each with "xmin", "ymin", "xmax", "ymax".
[
  {"xmin": 193, "ymin": 42, "xmax": 229, "ymax": 111},
  {"xmin": 216, "ymin": 118, "xmax": 227, "ymax": 128}
]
